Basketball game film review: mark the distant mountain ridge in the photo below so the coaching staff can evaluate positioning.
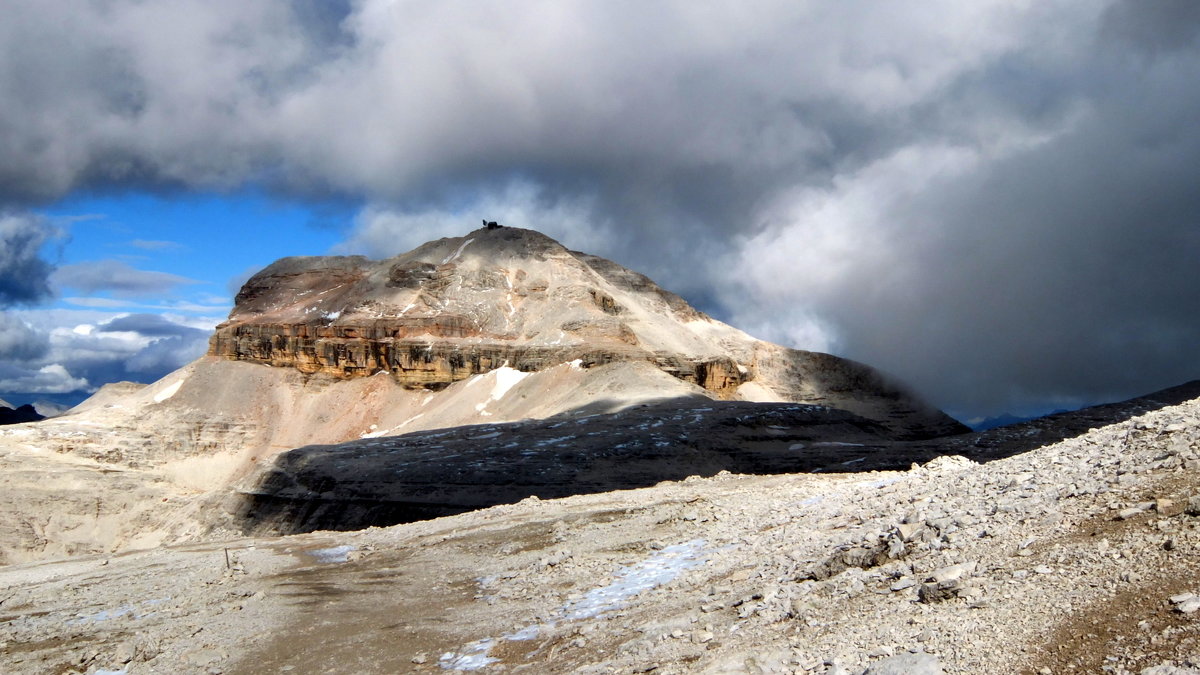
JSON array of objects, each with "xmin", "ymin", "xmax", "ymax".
[
  {"xmin": 969, "ymin": 411, "xmax": 1068, "ymax": 431},
  {"xmin": 0, "ymin": 403, "xmax": 42, "ymax": 426}
]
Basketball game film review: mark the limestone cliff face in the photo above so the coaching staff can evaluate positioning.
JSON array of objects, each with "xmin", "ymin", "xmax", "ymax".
[
  {"xmin": 209, "ymin": 226, "xmax": 967, "ymax": 438},
  {"xmin": 209, "ymin": 227, "xmax": 747, "ymax": 395}
]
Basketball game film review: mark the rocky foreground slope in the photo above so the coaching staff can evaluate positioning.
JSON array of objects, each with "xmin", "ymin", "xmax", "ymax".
[{"xmin": 2, "ymin": 383, "xmax": 1199, "ymax": 674}]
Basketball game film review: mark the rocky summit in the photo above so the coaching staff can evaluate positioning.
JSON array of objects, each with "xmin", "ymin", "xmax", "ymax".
[{"xmin": 209, "ymin": 225, "xmax": 966, "ymax": 440}]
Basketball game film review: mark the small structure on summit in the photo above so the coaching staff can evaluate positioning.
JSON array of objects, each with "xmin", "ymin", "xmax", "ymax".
[{"xmin": 482, "ymin": 220, "xmax": 503, "ymax": 230}]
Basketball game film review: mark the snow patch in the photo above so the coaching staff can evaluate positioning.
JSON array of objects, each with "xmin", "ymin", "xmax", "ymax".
[
  {"xmin": 308, "ymin": 545, "xmax": 355, "ymax": 563},
  {"xmin": 439, "ymin": 639, "xmax": 498, "ymax": 671},
  {"xmin": 490, "ymin": 367, "xmax": 528, "ymax": 401},
  {"xmin": 441, "ymin": 238, "xmax": 475, "ymax": 264},
  {"xmin": 563, "ymin": 539, "xmax": 709, "ymax": 620},
  {"xmin": 857, "ymin": 476, "xmax": 904, "ymax": 489},
  {"xmin": 152, "ymin": 379, "xmax": 183, "ymax": 403},
  {"xmin": 475, "ymin": 367, "xmax": 529, "ymax": 415},
  {"xmin": 535, "ymin": 435, "xmax": 577, "ymax": 447},
  {"xmin": 69, "ymin": 605, "xmax": 135, "ymax": 625},
  {"xmin": 439, "ymin": 539, "xmax": 709, "ymax": 670},
  {"xmin": 504, "ymin": 625, "xmax": 541, "ymax": 641}
]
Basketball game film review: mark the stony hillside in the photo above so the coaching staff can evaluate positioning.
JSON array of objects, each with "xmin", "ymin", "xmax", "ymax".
[{"xmin": 1, "ymin": 382, "xmax": 1198, "ymax": 674}]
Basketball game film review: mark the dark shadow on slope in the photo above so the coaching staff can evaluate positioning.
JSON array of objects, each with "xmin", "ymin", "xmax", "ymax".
[
  {"xmin": 234, "ymin": 397, "xmax": 904, "ymax": 535},
  {"xmin": 234, "ymin": 380, "xmax": 1200, "ymax": 536}
]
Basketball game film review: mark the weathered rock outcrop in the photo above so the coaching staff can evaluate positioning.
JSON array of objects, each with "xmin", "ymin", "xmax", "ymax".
[{"xmin": 209, "ymin": 225, "xmax": 966, "ymax": 439}]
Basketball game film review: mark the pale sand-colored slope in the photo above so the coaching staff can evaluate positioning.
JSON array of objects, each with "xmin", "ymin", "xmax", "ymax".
[{"xmin": 0, "ymin": 356, "xmax": 709, "ymax": 563}]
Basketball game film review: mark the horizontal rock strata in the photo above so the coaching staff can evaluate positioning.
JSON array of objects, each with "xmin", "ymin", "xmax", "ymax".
[{"xmin": 209, "ymin": 325, "xmax": 745, "ymax": 395}]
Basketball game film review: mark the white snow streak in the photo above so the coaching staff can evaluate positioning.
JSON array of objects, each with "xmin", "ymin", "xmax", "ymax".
[
  {"xmin": 152, "ymin": 379, "xmax": 183, "ymax": 403},
  {"xmin": 441, "ymin": 238, "xmax": 475, "ymax": 264},
  {"xmin": 563, "ymin": 539, "xmax": 709, "ymax": 619},
  {"xmin": 439, "ymin": 539, "xmax": 709, "ymax": 670},
  {"xmin": 490, "ymin": 367, "xmax": 528, "ymax": 401},
  {"xmin": 475, "ymin": 367, "xmax": 529, "ymax": 415},
  {"xmin": 439, "ymin": 639, "xmax": 498, "ymax": 670},
  {"xmin": 309, "ymin": 545, "xmax": 355, "ymax": 563}
]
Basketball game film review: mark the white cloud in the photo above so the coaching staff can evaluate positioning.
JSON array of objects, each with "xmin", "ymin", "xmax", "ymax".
[
  {"xmin": 0, "ymin": 364, "xmax": 89, "ymax": 394},
  {"xmin": 1, "ymin": 309, "xmax": 217, "ymax": 399},
  {"xmin": 129, "ymin": 239, "xmax": 184, "ymax": 251},
  {"xmin": 62, "ymin": 296, "xmax": 230, "ymax": 315}
]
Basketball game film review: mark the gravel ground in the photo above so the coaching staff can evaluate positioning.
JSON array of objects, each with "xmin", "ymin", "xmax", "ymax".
[{"xmin": 2, "ymin": 391, "xmax": 1199, "ymax": 674}]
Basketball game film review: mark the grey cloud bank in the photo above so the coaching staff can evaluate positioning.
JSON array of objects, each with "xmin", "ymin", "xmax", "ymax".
[
  {"xmin": 0, "ymin": 213, "xmax": 57, "ymax": 306},
  {"xmin": 2, "ymin": 0, "xmax": 1199, "ymax": 417},
  {"xmin": 51, "ymin": 260, "xmax": 199, "ymax": 298}
]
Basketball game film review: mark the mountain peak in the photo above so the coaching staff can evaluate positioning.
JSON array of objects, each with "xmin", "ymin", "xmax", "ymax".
[
  {"xmin": 400, "ymin": 224, "xmax": 570, "ymax": 268},
  {"xmin": 210, "ymin": 223, "xmax": 967, "ymax": 439}
]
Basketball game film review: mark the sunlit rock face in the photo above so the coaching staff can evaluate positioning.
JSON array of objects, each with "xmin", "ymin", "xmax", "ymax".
[{"xmin": 209, "ymin": 225, "xmax": 967, "ymax": 439}]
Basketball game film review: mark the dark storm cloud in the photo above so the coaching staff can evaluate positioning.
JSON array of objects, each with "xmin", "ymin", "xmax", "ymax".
[
  {"xmin": 2, "ymin": 1, "xmax": 1199, "ymax": 416},
  {"xmin": 1100, "ymin": 0, "xmax": 1200, "ymax": 54},
  {"xmin": 0, "ymin": 314, "xmax": 48, "ymax": 361},
  {"xmin": 728, "ymin": 32, "xmax": 1200, "ymax": 416},
  {"xmin": 0, "ymin": 213, "xmax": 57, "ymax": 306}
]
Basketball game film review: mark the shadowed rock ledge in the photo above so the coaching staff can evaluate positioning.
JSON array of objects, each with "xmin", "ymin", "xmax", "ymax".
[{"xmin": 233, "ymin": 400, "xmax": 908, "ymax": 535}]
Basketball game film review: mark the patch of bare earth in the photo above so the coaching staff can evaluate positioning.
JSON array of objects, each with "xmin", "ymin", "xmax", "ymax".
[{"xmin": 1023, "ymin": 473, "xmax": 1200, "ymax": 674}]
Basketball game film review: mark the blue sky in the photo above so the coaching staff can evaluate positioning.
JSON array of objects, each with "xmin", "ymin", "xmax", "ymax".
[
  {"xmin": 1, "ymin": 191, "xmax": 357, "ymax": 409},
  {"xmin": 2, "ymin": 1, "xmax": 1200, "ymax": 421},
  {"xmin": 44, "ymin": 190, "xmax": 350, "ymax": 312}
]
